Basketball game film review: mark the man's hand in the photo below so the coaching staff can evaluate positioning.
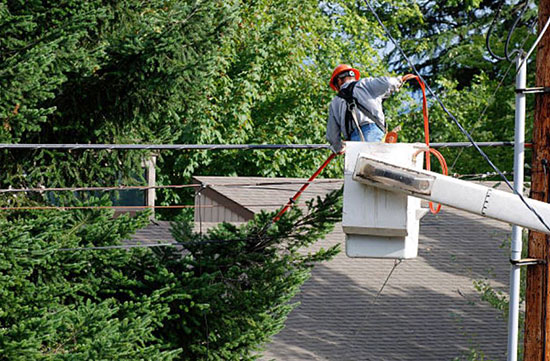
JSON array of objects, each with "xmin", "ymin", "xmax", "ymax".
[
  {"xmin": 397, "ymin": 75, "xmax": 404, "ymax": 90},
  {"xmin": 337, "ymin": 142, "xmax": 346, "ymax": 155}
]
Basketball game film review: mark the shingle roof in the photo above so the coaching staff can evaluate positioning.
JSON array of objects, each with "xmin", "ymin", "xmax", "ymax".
[
  {"xmin": 261, "ymin": 206, "xmax": 509, "ymax": 361},
  {"xmin": 132, "ymin": 221, "xmax": 231, "ymax": 244},
  {"xmin": 192, "ymin": 176, "xmax": 343, "ymax": 215},
  {"xmin": 133, "ymin": 177, "xmax": 512, "ymax": 360}
]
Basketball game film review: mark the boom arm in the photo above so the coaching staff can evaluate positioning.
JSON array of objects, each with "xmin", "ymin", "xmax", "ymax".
[{"xmin": 353, "ymin": 154, "xmax": 550, "ymax": 235}]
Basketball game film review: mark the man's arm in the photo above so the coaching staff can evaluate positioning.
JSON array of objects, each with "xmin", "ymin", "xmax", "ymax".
[
  {"xmin": 326, "ymin": 103, "xmax": 344, "ymax": 153},
  {"xmin": 362, "ymin": 76, "xmax": 403, "ymax": 99}
]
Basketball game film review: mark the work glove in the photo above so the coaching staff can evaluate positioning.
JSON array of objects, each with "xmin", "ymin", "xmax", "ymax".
[
  {"xmin": 397, "ymin": 76, "xmax": 404, "ymax": 90},
  {"xmin": 338, "ymin": 142, "xmax": 347, "ymax": 155}
]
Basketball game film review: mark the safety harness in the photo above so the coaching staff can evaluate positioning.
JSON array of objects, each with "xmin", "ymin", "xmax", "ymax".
[{"xmin": 336, "ymin": 81, "xmax": 386, "ymax": 141}]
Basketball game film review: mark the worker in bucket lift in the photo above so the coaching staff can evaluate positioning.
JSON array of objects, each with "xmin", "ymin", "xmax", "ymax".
[{"xmin": 326, "ymin": 64, "xmax": 403, "ymax": 153}]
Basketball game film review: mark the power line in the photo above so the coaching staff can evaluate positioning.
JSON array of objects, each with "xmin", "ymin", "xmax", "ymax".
[
  {"xmin": 505, "ymin": 0, "xmax": 530, "ymax": 62},
  {"xmin": 0, "ymin": 179, "xmax": 342, "ymax": 194},
  {"xmin": 431, "ymin": 141, "xmax": 525, "ymax": 148},
  {"xmin": 456, "ymin": 171, "xmax": 513, "ymax": 180},
  {"xmin": 0, "ymin": 141, "xmax": 529, "ymax": 151},
  {"xmin": 0, "ymin": 203, "xmax": 300, "ymax": 211},
  {"xmin": 454, "ymin": 2, "xmax": 540, "ymax": 169},
  {"xmin": 522, "ymin": 15, "xmax": 550, "ymax": 66},
  {"xmin": 449, "ymin": 61, "xmax": 516, "ymax": 170},
  {"xmin": 0, "ymin": 144, "xmax": 330, "ymax": 150},
  {"xmin": 362, "ymin": 0, "xmax": 550, "ymax": 233},
  {"xmin": 55, "ymin": 238, "xmax": 238, "ymax": 252}
]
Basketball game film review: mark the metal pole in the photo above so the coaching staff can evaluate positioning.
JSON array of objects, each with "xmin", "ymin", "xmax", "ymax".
[{"xmin": 508, "ymin": 54, "xmax": 527, "ymax": 361}]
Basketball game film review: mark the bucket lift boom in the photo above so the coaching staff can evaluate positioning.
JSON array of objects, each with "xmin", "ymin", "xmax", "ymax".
[{"xmin": 353, "ymin": 153, "xmax": 550, "ymax": 235}]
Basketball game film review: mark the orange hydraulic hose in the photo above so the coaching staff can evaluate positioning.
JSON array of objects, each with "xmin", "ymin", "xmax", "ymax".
[
  {"xmin": 403, "ymin": 74, "xmax": 448, "ymax": 214},
  {"xmin": 274, "ymin": 74, "xmax": 446, "ymax": 221}
]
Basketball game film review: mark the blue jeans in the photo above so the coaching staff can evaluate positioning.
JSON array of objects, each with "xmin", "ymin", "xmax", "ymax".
[{"xmin": 350, "ymin": 123, "xmax": 384, "ymax": 142}]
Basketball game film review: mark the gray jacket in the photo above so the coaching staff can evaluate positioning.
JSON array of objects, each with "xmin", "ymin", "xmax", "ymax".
[{"xmin": 326, "ymin": 76, "xmax": 402, "ymax": 153}]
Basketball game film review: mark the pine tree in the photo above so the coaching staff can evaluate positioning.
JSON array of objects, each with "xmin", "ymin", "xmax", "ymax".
[
  {"xmin": 154, "ymin": 188, "xmax": 342, "ymax": 359},
  {"xmin": 0, "ymin": 188, "xmax": 342, "ymax": 360},
  {"xmin": 0, "ymin": 198, "xmax": 180, "ymax": 360}
]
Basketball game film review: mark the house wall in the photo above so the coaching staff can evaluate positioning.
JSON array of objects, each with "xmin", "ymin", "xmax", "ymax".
[{"xmin": 194, "ymin": 194, "xmax": 247, "ymax": 223}]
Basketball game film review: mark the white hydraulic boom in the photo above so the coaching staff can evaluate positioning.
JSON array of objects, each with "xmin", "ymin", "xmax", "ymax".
[{"xmin": 352, "ymin": 153, "xmax": 550, "ymax": 235}]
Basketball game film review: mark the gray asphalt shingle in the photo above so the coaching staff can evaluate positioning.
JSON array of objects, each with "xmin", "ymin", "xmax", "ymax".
[{"xmin": 133, "ymin": 177, "xmax": 512, "ymax": 360}]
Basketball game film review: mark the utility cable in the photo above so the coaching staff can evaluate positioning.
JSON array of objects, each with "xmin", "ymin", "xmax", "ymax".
[
  {"xmin": 0, "ymin": 141, "xmax": 522, "ymax": 152},
  {"xmin": 0, "ymin": 179, "xmax": 343, "ymax": 194},
  {"xmin": 457, "ymin": 170, "xmax": 512, "ymax": 180},
  {"xmin": 449, "ymin": 59, "xmax": 516, "ymax": 171},
  {"xmin": 487, "ymin": 0, "xmax": 546, "ymax": 78},
  {"xmin": 363, "ymin": 0, "xmax": 550, "ymax": 233},
  {"xmin": 486, "ymin": 0, "xmax": 535, "ymax": 63},
  {"xmin": 457, "ymin": 3, "xmax": 540, "ymax": 170},
  {"xmin": 0, "ymin": 203, "xmax": 296, "ymax": 211},
  {"xmin": 486, "ymin": 1, "xmax": 507, "ymax": 61},
  {"xmin": 0, "ymin": 144, "xmax": 330, "ymax": 150},
  {"xmin": 505, "ymin": 0, "xmax": 530, "ymax": 62},
  {"xmin": 522, "ymin": 14, "xmax": 550, "ymax": 67},
  {"xmin": 55, "ymin": 238, "xmax": 238, "ymax": 252}
]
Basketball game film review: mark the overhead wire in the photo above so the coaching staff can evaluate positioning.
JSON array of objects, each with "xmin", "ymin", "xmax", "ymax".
[
  {"xmin": 456, "ymin": 170, "xmax": 512, "ymax": 180},
  {"xmin": 0, "ymin": 142, "xmax": 522, "ymax": 151},
  {"xmin": 522, "ymin": 14, "xmax": 550, "ymax": 66},
  {"xmin": 0, "ymin": 179, "xmax": 343, "ymax": 194},
  {"xmin": 486, "ymin": 0, "xmax": 535, "ymax": 63},
  {"xmin": 486, "ymin": 1, "xmax": 507, "ymax": 61},
  {"xmin": 449, "ymin": 55, "xmax": 516, "ymax": 170},
  {"xmin": 453, "ymin": 1, "xmax": 540, "ymax": 170},
  {"xmin": 0, "ymin": 203, "xmax": 302, "ymax": 211},
  {"xmin": 486, "ymin": 0, "xmax": 550, "ymax": 77},
  {"xmin": 0, "ymin": 143, "xmax": 330, "ymax": 150},
  {"xmin": 505, "ymin": 0, "xmax": 530, "ymax": 61},
  {"xmin": 362, "ymin": 0, "xmax": 550, "ymax": 233}
]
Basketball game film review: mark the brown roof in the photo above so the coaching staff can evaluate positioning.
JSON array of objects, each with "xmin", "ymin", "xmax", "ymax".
[
  {"xmin": 192, "ymin": 176, "xmax": 343, "ymax": 215},
  {"xmin": 133, "ymin": 177, "xmax": 512, "ymax": 360},
  {"xmin": 262, "ymin": 207, "xmax": 509, "ymax": 361}
]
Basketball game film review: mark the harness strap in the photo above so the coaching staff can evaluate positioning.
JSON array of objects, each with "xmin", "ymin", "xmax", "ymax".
[
  {"xmin": 347, "ymin": 99, "xmax": 366, "ymax": 142},
  {"xmin": 337, "ymin": 81, "xmax": 387, "ymax": 139}
]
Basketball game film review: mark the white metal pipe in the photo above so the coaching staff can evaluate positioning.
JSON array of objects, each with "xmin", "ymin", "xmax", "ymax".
[{"xmin": 507, "ymin": 55, "xmax": 527, "ymax": 361}]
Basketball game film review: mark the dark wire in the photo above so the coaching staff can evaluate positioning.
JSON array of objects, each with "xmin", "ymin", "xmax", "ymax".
[
  {"xmin": 505, "ymin": 0, "xmax": 529, "ymax": 61},
  {"xmin": 486, "ymin": 1, "xmax": 507, "ymax": 61},
  {"xmin": 55, "ymin": 239, "xmax": 236, "ymax": 252},
  {"xmin": 487, "ymin": 0, "xmax": 535, "ymax": 62},
  {"xmin": 362, "ymin": 0, "xmax": 550, "ymax": 233}
]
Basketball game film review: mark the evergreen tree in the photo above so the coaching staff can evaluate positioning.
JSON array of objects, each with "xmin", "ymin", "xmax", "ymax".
[
  {"xmin": 0, "ymin": 189, "xmax": 342, "ymax": 360},
  {"xmin": 1, "ymin": 0, "xmax": 401, "ymax": 213},
  {"xmin": 0, "ymin": 199, "xmax": 179, "ymax": 360}
]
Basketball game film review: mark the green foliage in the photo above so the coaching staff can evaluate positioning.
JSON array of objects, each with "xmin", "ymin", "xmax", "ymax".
[
  {"xmin": 0, "ymin": 200, "xmax": 179, "ymax": 360},
  {"xmin": 0, "ymin": 188, "xmax": 342, "ymax": 359},
  {"xmin": 0, "ymin": 0, "xmax": 240, "ymax": 193},
  {"xmin": 155, "ymin": 0, "xmax": 402, "ymax": 208},
  {"xmin": 1, "ymin": 0, "xmax": 402, "ymax": 214},
  {"xmin": 473, "ymin": 279, "xmax": 509, "ymax": 316},
  {"xmin": 151, "ymin": 187, "xmax": 342, "ymax": 359},
  {"xmin": 1, "ymin": 0, "xmax": 538, "ymax": 198},
  {"xmin": 470, "ymin": 231, "xmax": 529, "ymax": 361},
  {"xmin": 368, "ymin": 0, "xmax": 538, "ymax": 175},
  {"xmin": 453, "ymin": 347, "xmax": 492, "ymax": 361}
]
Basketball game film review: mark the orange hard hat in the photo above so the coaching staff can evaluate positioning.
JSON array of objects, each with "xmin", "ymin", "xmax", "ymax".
[{"xmin": 329, "ymin": 64, "xmax": 360, "ymax": 91}]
